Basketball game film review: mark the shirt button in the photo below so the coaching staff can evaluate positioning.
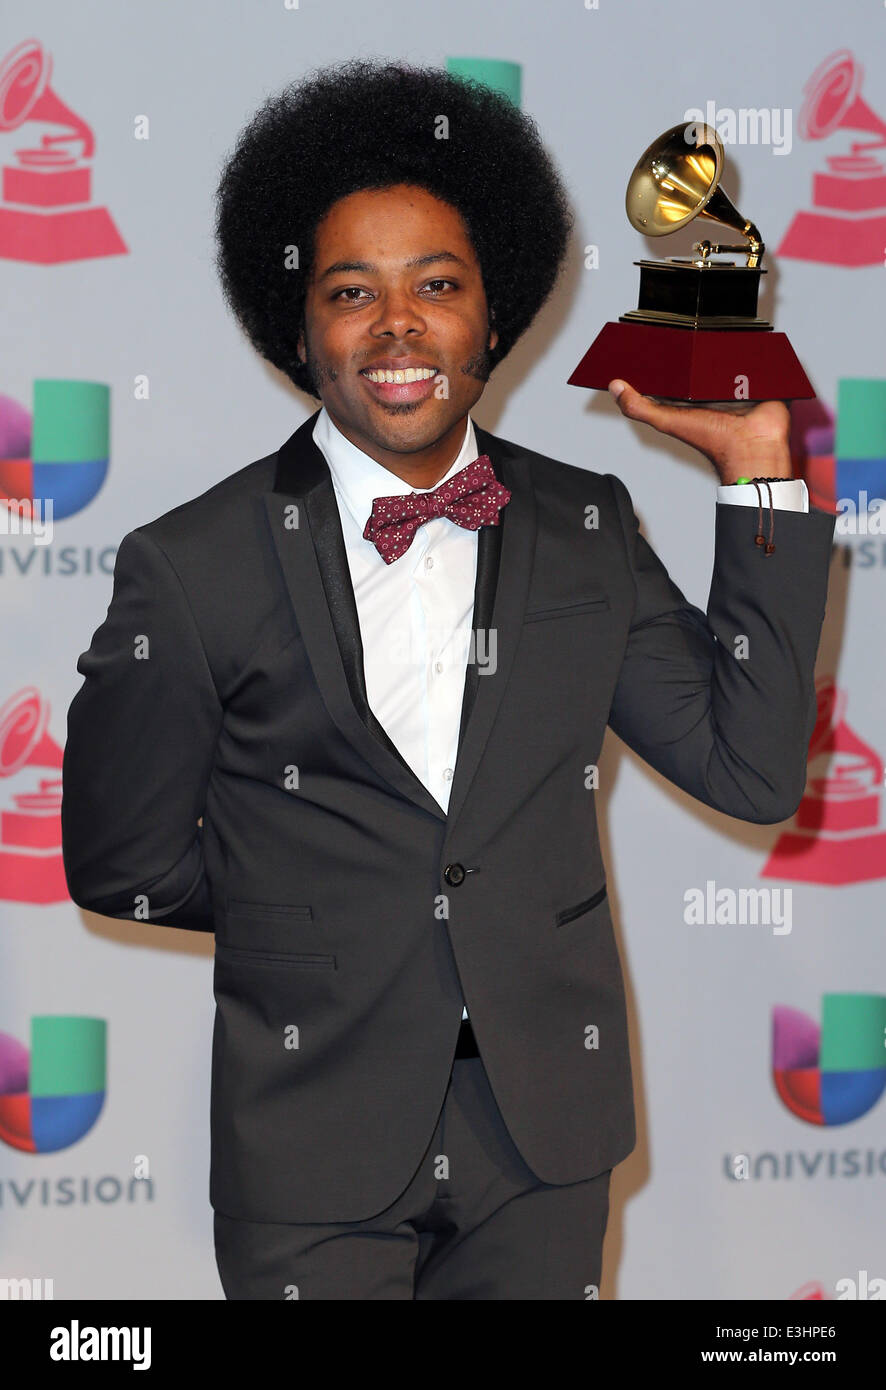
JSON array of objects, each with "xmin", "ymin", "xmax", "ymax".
[
  {"xmin": 425, "ymin": 555, "xmax": 434, "ymax": 569},
  {"xmin": 435, "ymin": 661, "xmax": 443, "ymax": 673},
  {"xmin": 443, "ymin": 768, "xmax": 453, "ymax": 781}
]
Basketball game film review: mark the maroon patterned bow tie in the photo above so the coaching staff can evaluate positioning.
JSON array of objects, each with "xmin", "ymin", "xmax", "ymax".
[{"xmin": 363, "ymin": 455, "xmax": 512, "ymax": 564}]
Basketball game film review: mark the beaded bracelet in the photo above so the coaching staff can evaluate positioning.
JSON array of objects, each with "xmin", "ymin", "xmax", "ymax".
[{"xmin": 731, "ymin": 475, "xmax": 790, "ymax": 556}]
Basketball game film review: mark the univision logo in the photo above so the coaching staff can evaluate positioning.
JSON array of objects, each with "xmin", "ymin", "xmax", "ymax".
[
  {"xmin": 0, "ymin": 1016, "xmax": 106, "ymax": 1152},
  {"xmin": 772, "ymin": 993, "xmax": 886, "ymax": 1125},
  {"xmin": 0, "ymin": 380, "xmax": 110, "ymax": 520},
  {"xmin": 793, "ymin": 379, "xmax": 886, "ymax": 517}
]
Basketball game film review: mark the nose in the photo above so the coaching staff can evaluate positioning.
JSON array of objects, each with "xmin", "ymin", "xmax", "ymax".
[{"xmin": 369, "ymin": 284, "xmax": 428, "ymax": 339}]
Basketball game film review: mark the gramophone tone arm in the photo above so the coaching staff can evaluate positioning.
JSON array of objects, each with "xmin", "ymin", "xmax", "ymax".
[{"xmin": 693, "ymin": 230, "xmax": 765, "ymax": 269}]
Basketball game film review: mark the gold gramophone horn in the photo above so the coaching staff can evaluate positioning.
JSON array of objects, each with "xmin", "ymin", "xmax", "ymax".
[{"xmin": 625, "ymin": 122, "xmax": 764, "ymax": 267}]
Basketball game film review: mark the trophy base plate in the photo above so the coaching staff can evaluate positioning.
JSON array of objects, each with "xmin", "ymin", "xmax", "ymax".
[
  {"xmin": 568, "ymin": 320, "xmax": 816, "ymax": 403},
  {"xmin": 620, "ymin": 308, "xmax": 773, "ymax": 330}
]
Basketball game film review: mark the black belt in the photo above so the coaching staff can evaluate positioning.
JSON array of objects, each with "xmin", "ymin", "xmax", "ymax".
[{"xmin": 455, "ymin": 1016, "xmax": 479, "ymax": 1058}]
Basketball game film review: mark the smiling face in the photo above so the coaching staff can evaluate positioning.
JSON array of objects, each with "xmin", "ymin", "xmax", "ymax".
[{"xmin": 296, "ymin": 183, "xmax": 498, "ymax": 484}]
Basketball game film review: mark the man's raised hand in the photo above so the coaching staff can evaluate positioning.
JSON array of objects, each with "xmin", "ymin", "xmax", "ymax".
[{"xmin": 608, "ymin": 378, "xmax": 793, "ymax": 485}]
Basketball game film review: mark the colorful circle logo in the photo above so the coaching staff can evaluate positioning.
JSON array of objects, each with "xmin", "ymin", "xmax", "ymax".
[
  {"xmin": 0, "ymin": 380, "xmax": 109, "ymax": 519},
  {"xmin": 773, "ymin": 994, "xmax": 886, "ymax": 1125},
  {"xmin": 0, "ymin": 1015, "xmax": 106, "ymax": 1152}
]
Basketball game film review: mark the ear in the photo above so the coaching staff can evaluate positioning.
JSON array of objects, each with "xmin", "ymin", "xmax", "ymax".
[{"xmin": 488, "ymin": 308, "xmax": 499, "ymax": 354}]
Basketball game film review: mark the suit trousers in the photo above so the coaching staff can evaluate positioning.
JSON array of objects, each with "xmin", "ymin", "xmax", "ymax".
[{"xmin": 213, "ymin": 1051, "xmax": 611, "ymax": 1300}]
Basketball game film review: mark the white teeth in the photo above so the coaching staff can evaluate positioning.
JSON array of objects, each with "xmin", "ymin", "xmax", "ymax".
[{"xmin": 363, "ymin": 367, "xmax": 436, "ymax": 384}]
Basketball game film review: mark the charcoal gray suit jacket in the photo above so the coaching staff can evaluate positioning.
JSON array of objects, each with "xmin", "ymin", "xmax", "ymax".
[{"xmin": 61, "ymin": 409, "xmax": 836, "ymax": 1223}]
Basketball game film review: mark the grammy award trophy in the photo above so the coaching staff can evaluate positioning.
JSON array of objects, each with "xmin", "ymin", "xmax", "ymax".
[{"xmin": 568, "ymin": 121, "xmax": 816, "ymax": 404}]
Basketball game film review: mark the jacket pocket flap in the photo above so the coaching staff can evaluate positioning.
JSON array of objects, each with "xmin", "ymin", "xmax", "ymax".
[
  {"xmin": 222, "ymin": 901, "xmax": 316, "ymax": 953},
  {"xmin": 524, "ymin": 594, "xmax": 610, "ymax": 622},
  {"xmin": 555, "ymin": 884, "xmax": 608, "ymax": 927}
]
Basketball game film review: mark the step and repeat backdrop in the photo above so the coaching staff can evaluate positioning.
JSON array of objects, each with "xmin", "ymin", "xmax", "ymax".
[{"xmin": 2, "ymin": 0, "xmax": 884, "ymax": 1300}]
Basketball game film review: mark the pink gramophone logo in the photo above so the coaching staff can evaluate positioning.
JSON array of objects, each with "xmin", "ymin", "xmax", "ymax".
[
  {"xmin": 762, "ymin": 676, "xmax": 886, "ymax": 885},
  {"xmin": 0, "ymin": 687, "xmax": 68, "ymax": 903},
  {"xmin": 0, "ymin": 38, "xmax": 127, "ymax": 264},
  {"xmin": 778, "ymin": 49, "xmax": 886, "ymax": 268}
]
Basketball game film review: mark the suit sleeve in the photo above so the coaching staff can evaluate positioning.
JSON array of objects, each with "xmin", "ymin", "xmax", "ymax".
[
  {"xmin": 605, "ymin": 472, "xmax": 835, "ymax": 824},
  {"xmin": 61, "ymin": 527, "xmax": 223, "ymax": 931}
]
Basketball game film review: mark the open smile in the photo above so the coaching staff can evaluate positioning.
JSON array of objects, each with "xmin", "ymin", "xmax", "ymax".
[{"xmin": 359, "ymin": 363, "xmax": 441, "ymax": 404}]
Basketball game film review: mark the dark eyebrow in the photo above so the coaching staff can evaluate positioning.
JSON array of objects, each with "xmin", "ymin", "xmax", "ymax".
[{"xmin": 316, "ymin": 250, "xmax": 470, "ymax": 284}]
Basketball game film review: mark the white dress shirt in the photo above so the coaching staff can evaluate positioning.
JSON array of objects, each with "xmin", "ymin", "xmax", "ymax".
[{"xmin": 313, "ymin": 405, "xmax": 809, "ymax": 1020}]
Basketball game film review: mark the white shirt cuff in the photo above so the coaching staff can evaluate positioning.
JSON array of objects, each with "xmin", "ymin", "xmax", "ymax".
[{"xmin": 717, "ymin": 478, "xmax": 809, "ymax": 512}]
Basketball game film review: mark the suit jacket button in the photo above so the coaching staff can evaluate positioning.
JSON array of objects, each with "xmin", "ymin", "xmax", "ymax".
[{"xmin": 444, "ymin": 863, "xmax": 466, "ymax": 886}]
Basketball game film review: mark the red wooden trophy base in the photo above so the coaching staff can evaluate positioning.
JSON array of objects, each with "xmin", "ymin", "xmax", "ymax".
[{"xmin": 568, "ymin": 321, "xmax": 816, "ymax": 402}]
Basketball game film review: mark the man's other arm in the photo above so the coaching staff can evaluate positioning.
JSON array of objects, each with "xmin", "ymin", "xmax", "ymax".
[
  {"xmin": 605, "ymin": 472, "xmax": 836, "ymax": 824},
  {"xmin": 61, "ymin": 528, "xmax": 223, "ymax": 931}
]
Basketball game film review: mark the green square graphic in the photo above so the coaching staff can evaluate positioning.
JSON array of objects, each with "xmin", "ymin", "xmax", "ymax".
[
  {"xmin": 820, "ymin": 994, "xmax": 886, "ymax": 1072},
  {"xmin": 31, "ymin": 380, "xmax": 110, "ymax": 464},
  {"xmin": 30, "ymin": 1016, "xmax": 107, "ymax": 1097},
  {"xmin": 835, "ymin": 379, "xmax": 886, "ymax": 461},
  {"xmin": 446, "ymin": 58, "xmax": 521, "ymax": 107}
]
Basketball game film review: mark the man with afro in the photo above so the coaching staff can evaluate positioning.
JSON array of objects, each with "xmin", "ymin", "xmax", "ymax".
[{"xmin": 63, "ymin": 58, "xmax": 835, "ymax": 1300}]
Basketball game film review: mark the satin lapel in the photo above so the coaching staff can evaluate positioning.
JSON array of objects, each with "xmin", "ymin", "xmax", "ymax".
[
  {"xmin": 261, "ymin": 411, "xmax": 536, "ymax": 830},
  {"xmin": 445, "ymin": 423, "xmax": 536, "ymax": 832},
  {"xmin": 262, "ymin": 411, "xmax": 446, "ymax": 820}
]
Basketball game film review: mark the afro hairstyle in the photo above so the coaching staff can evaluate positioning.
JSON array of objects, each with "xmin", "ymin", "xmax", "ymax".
[{"xmin": 214, "ymin": 57, "xmax": 574, "ymax": 398}]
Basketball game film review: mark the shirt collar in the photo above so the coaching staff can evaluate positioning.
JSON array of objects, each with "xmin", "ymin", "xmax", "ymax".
[{"xmin": 312, "ymin": 405, "xmax": 479, "ymax": 535}]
